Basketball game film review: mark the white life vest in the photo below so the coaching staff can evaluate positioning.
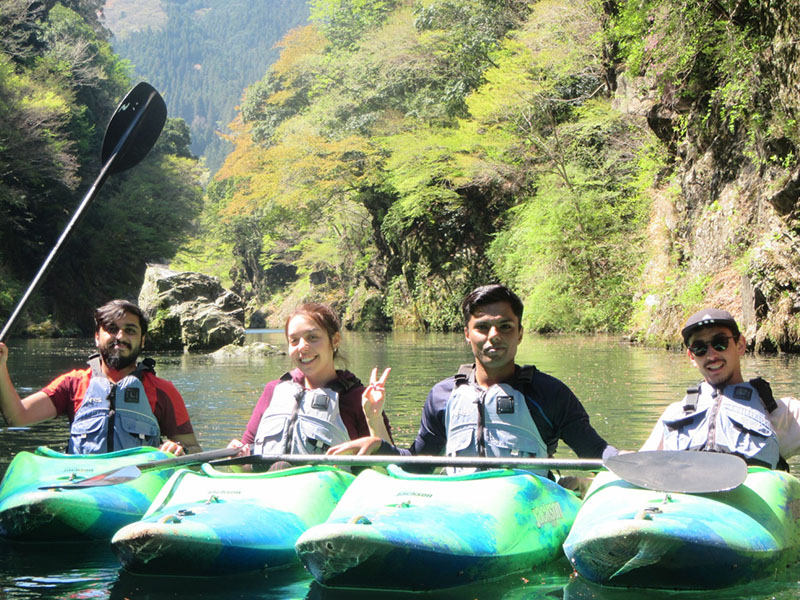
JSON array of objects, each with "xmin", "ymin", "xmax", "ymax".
[
  {"xmin": 444, "ymin": 365, "xmax": 548, "ymax": 475},
  {"xmin": 661, "ymin": 379, "xmax": 780, "ymax": 468},
  {"xmin": 253, "ymin": 374, "xmax": 353, "ymax": 456}
]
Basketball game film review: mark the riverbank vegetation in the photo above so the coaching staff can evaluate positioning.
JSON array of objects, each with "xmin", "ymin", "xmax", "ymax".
[
  {"xmin": 178, "ymin": 0, "xmax": 799, "ymax": 349},
  {"xmin": 1, "ymin": 0, "xmax": 798, "ymax": 351}
]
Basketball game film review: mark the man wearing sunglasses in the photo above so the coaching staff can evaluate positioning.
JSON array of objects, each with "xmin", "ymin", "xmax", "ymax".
[{"xmin": 641, "ymin": 308, "xmax": 800, "ymax": 467}]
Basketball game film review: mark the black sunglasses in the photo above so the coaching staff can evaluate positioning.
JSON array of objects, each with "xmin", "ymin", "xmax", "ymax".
[{"xmin": 688, "ymin": 334, "xmax": 736, "ymax": 357}]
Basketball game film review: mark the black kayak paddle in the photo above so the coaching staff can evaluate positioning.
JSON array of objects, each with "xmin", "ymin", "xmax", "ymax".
[{"xmin": 0, "ymin": 82, "xmax": 167, "ymax": 342}]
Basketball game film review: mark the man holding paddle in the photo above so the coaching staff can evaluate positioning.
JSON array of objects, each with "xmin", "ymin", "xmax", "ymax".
[
  {"xmin": 328, "ymin": 284, "xmax": 617, "ymax": 475},
  {"xmin": 641, "ymin": 308, "xmax": 800, "ymax": 467},
  {"xmin": 0, "ymin": 299, "xmax": 201, "ymax": 455}
]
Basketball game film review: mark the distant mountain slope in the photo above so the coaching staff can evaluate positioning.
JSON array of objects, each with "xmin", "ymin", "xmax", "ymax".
[
  {"xmin": 102, "ymin": 0, "xmax": 167, "ymax": 38},
  {"xmin": 104, "ymin": 0, "xmax": 309, "ymax": 172}
]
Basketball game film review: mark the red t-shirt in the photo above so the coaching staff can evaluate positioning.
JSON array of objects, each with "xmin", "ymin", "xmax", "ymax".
[
  {"xmin": 42, "ymin": 367, "xmax": 194, "ymax": 438},
  {"xmin": 241, "ymin": 368, "xmax": 392, "ymax": 445}
]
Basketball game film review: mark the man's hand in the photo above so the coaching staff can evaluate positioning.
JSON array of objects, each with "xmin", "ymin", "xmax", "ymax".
[
  {"xmin": 159, "ymin": 440, "xmax": 185, "ymax": 455},
  {"xmin": 327, "ymin": 435, "xmax": 383, "ymax": 456},
  {"xmin": 0, "ymin": 342, "xmax": 9, "ymax": 369},
  {"xmin": 227, "ymin": 438, "xmax": 252, "ymax": 458}
]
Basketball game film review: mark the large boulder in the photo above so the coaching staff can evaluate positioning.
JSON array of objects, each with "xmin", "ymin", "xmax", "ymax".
[{"xmin": 138, "ymin": 265, "xmax": 246, "ymax": 352}]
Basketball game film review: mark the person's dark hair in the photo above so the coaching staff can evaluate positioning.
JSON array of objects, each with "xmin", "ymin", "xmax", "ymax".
[
  {"xmin": 94, "ymin": 300, "xmax": 148, "ymax": 336},
  {"xmin": 461, "ymin": 284, "xmax": 524, "ymax": 326},
  {"xmin": 285, "ymin": 303, "xmax": 341, "ymax": 347}
]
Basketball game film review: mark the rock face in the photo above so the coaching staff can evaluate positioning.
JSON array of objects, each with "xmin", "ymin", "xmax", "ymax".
[
  {"xmin": 138, "ymin": 266, "xmax": 246, "ymax": 352},
  {"xmin": 209, "ymin": 341, "xmax": 284, "ymax": 360}
]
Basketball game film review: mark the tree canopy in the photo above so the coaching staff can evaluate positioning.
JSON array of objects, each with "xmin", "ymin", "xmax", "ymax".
[{"xmin": 0, "ymin": 0, "xmax": 204, "ymax": 335}]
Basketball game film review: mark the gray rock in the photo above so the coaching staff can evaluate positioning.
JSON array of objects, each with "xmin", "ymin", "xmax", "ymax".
[
  {"xmin": 138, "ymin": 265, "xmax": 246, "ymax": 353},
  {"xmin": 209, "ymin": 342, "xmax": 285, "ymax": 360}
]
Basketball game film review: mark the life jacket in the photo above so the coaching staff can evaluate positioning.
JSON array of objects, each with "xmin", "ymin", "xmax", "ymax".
[
  {"xmin": 661, "ymin": 378, "xmax": 780, "ymax": 468},
  {"xmin": 444, "ymin": 364, "xmax": 549, "ymax": 475},
  {"xmin": 68, "ymin": 355, "xmax": 161, "ymax": 455},
  {"xmin": 253, "ymin": 372, "xmax": 356, "ymax": 456}
]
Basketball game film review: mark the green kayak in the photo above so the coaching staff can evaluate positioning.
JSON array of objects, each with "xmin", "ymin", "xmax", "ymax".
[
  {"xmin": 563, "ymin": 467, "xmax": 800, "ymax": 589},
  {"xmin": 0, "ymin": 446, "xmax": 173, "ymax": 542},
  {"xmin": 295, "ymin": 465, "xmax": 581, "ymax": 590},
  {"xmin": 112, "ymin": 463, "xmax": 355, "ymax": 575}
]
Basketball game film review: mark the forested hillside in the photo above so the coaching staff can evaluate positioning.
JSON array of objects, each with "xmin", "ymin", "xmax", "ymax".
[
  {"xmin": 107, "ymin": 0, "xmax": 309, "ymax": 172},
  {"xmin": 0, "ymin": 0, "xmax": 204, "ymax": 335},
  {"xmin": 3, "ymin": 0, "xmax": 799, "ymax": 350},
  {"xmin": 180, "ymin": 0, "xmax": 800, "ymax": 350}
]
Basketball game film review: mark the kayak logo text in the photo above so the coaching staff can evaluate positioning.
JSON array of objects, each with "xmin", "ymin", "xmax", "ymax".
[{"xmin": 533, "ymin": 501, "xmax": 562, "ymax": 528}]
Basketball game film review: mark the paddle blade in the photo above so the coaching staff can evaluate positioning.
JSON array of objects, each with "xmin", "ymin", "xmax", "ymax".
[
  {"xmin": 605, "ymin": 450, "xmax": 748, "ymax": 493},
  {"xmin": 39, "ymin": 465, "xmax": 143, "ymax": 490},
  {"xmin": 102, "ymin": 82, "xmax": 167, "ymax": 174},
  {"xmin": 37, "ymin": 446, "xmax": 241, "ymax": 490}
]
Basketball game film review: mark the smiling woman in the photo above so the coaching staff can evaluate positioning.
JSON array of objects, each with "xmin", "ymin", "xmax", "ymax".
[{"xmin": 227, "ymin": 303, "xmax": 394, "ymax": 465}]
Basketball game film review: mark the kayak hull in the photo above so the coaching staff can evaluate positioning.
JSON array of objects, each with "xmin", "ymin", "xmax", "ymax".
[
  {"xmin": 563, "ymin": 468, "xmax": 800, "ymax": 589},
  {"xmin": 0, "ymin": 446, "xmax": 172, "ymax": 542},
  {"xmin": 112, "ymin": 464, "xmax": 354, "ymax": 575},
  {"xmin": 295, "ymin": 465, "xmax": 581, "ymax": 590}
]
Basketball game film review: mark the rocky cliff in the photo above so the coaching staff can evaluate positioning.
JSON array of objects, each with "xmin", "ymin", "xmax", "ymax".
[{"xmin": 623, "ymin": 2, "xmax": 800, "ymax": 352}]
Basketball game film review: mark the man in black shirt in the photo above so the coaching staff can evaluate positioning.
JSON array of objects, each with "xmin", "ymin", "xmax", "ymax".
[{"xmin": 329, "ymin": 284, "xmax": 616, "ymax": 467}]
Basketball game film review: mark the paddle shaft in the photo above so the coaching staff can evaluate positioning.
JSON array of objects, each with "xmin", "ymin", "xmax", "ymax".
[
  {"xmin": 214, "ymin": 453, "xmax": 605, "ymax": 470},
  {"xmin": 135, "ymin": 446, "xmax": 241, "ymax": 472},
  {"xmin": 0, "ymin": 86, "xmax": 162, "ymax": 342},
  {"xmin": 216, "ymin": 451, "xmax": 748, "ymax": 494}
]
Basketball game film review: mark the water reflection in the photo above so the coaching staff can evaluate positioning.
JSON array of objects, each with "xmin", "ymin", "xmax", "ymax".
[
  {"xmin": 0, "ymin": 542, "xmax": 119, "ymax": 600},
  {"xmin": 562, "ymin": 573, "xmax": 800, "ymax": 600}
]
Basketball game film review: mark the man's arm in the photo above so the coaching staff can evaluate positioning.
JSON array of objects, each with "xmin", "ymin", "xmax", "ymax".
[
  {"xmin": 769, "ymin": 396, "xmax": 800, "ymax": 459},
  {"xmin": 0, "ymin": 343, "xmax": 58, "ymax": 426},
  {"xmin": 149, "ymin": 377, "xmax": 202, "ymax": 455},
  {"xmin": 528, "ymin": 373, "xmax": 613, "ymax": 458},
  {"xmin": 406, "ymin": 380, "xmax": 451, "ymax": 456}
]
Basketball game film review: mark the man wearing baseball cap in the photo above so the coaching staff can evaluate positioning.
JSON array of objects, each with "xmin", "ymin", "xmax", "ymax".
[{"xmin": 640, "ymin": 308, "xmax": 800, "ymax": 467}]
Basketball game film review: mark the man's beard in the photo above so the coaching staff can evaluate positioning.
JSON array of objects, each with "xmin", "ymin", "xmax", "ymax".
[{"xmin": 100, "ymin": 342, "xmax": 140, "ymax": 371}]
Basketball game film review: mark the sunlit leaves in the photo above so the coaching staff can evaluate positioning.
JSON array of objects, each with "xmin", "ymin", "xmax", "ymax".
[
  {"xmin": 210, "ymin": 0, "xmax": 655, "ymax": 331},
  {"xmin": 309, "ymin": 0, "xmax": 398, "ymax": 50}
]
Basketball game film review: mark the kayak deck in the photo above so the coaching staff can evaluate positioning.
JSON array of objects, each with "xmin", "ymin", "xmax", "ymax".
[
  {"xmin": 0, "ymin": 446, "xmax": 172, "ymax": 542},
  {"xmin": 296, "ymin": 465, "xmax": 581, "ymax": 590},
  {"xmin": 563, "ymin": 467, "xmax": 800, "ymax": 589},
  {"xmin": 112, "ymin": 464, "xmax": 354, "ymax": 575}
]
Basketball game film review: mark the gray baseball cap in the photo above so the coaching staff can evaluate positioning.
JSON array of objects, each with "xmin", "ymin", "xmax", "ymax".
[{"xmin": 681, "ymin": 308, "xmax": 740, "ymax": 345}]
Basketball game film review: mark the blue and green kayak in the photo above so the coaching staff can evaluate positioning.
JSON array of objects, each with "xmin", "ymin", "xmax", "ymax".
[
  {"xmin": 111, "ymin": 463, "xmax": 355, "ymax": 575},
  {"xmin": 563, "ymin": 467, "xmax": 800, "ymax": 589},
  {"xmin": 295, "ymin": 465, "xmax": 582, "ymax": 590},
  {"xmin": 0, "ymin": 446, "xmax": 173, "ymax": 542}
]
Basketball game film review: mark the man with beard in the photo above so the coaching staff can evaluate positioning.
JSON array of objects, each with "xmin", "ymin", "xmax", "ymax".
[
  {"xmin": 328, "ymin": 284, "xmax": 616, "ymax": 480},
  {"xmin": 0, "ymin": 300, "xmax": 201, "ymax": 455},
  {"xmin": 640, "ymin": 308, "xmax": 800, "ymax": 466}
]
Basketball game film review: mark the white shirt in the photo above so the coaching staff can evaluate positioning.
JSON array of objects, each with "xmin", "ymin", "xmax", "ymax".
[{"xmin": 641, "ymin": 396, "xmax": 800, "ymax": 460}]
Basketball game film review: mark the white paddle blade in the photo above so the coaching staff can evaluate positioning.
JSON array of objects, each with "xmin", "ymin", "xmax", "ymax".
[{"xmin": 604, "ymin": 450, "xmax": 748, "ymax": 493}]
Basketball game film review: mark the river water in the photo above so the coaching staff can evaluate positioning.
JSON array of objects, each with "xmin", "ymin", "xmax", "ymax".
[{"xmin": 1, "ymin": 331, "xmax": 800, "ymax": 599}]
